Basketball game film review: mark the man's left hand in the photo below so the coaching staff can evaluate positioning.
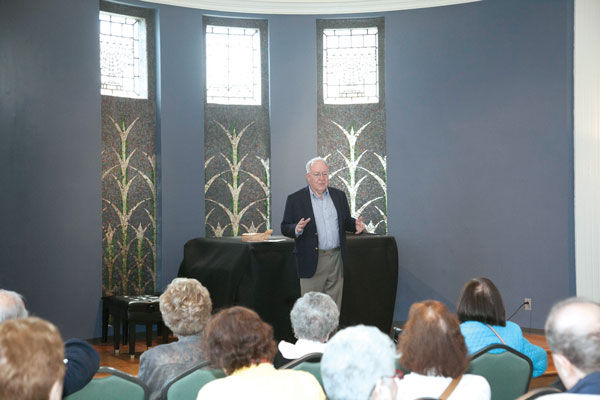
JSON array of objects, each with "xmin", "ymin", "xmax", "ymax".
[{"xmin": 355, "ymin": 216, "xmax": 365, "ymax": 234}]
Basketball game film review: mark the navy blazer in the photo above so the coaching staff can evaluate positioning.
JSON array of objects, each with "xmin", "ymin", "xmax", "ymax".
[{"xmin": 281, "ymin": 186, "xmax": 356, "ymax": 278}]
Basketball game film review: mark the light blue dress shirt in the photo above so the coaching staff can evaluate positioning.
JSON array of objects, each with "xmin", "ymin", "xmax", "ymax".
[{"xmin": 297, "ymin": 187, "xmax": 339, "ymax": 250}]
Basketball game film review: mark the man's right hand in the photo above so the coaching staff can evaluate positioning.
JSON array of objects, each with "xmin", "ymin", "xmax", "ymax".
[{"xmin": 295, "ymin": 217, "xmax": 311, "ymax": 234}]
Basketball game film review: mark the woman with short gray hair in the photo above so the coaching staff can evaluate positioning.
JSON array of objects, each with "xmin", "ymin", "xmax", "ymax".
[
  {"xmin": 321, "ymin": 325, "xmax": 397, "ymax": 400},
  {"xmin": 274, "ymin": 291, "xmax": 339, "ymax": 367},
  {"xmin": 138, "ymin": 278, "xmax": 212, "ymax": 400}
]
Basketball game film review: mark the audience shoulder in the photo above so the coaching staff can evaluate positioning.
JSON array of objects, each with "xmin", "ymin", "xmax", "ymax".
[
  {"xmin": 465, "ymin": 374, "xmax": 492, "ymax": 397},
  {"xmin": 505, "ymin": 320, "xmax": 522, "ymax": 331}
]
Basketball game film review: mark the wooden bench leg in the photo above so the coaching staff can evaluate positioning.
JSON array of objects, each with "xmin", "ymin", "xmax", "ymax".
[
  {"xmin": 101, "ymin": 300, "xmax": 109, "ymax": 342},
  {"xmin": 128, "ymin": 321, "xmax": 136, "ymax": 358},
  {"xmin": 113, "ymin": 317, "xmax": 121, "ymax": 355},
  {"xmin": 122, "ymin": 319, "xmax": 128, "ymax": 345}
]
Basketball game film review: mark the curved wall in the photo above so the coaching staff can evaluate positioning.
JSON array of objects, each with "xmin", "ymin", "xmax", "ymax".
[{"xmin": 0, "ymin": 0, "xmax": 573, "ymax": 337}]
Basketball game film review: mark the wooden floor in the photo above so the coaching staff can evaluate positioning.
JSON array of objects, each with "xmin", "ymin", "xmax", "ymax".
[{"xmin": 90, "ymin": 332, "xmax": 557, "ymax": 389}]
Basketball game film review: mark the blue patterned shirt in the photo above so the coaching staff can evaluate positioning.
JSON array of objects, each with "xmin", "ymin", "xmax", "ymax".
[{"xmin": 304, "ymin": 187, "xmax": 339, "ymax": 250}]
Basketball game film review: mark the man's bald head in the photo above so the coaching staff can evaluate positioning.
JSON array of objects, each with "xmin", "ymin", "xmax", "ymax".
[
  {"xmin": 545, "ymin": 298, "xmax": 600, "ymax": 375},
  {"xmin": 0, "ymin": 289, "xmax": 28, "ymax": 322}
]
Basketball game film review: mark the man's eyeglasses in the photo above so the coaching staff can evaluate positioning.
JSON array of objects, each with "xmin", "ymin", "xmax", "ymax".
[{"xmin": 310, "ymin": 172, "xmax": 328, "ymax": 178}]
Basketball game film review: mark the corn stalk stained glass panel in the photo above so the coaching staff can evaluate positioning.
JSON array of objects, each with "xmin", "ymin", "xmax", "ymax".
[{"xmin": 318, "ymin": 18, "xmax": 387, "ymax": 234}]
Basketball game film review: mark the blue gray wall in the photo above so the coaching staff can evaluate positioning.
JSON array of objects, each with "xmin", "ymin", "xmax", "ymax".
[
  {"xmin": 0, "ymin": 0, "xmax": 573, "ymax": 338},
  {"xmin": 386, "ymin": 0, "xmax": 574, "ymax": 330},
  {"xmin": 0, "ymin": 0, "xmax": 102, "ymax": 338}
]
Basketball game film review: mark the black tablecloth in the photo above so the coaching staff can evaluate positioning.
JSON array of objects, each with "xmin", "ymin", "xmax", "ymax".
[{"xmin": 178, "ymin": 234, "xmax": 398, "ymax": 342}]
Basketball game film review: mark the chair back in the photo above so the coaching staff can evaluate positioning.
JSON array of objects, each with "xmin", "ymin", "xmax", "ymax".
[
  {"xmin": 467, "ymin": 344, "xmax": 533, "ymax": 400},
  {"xmin": 515, "ymin": 387, "xmax": 562, "ymax": 400},
  {"xmin": 279, "ymin": 352, "xmax": 322, "ymax": 368},
  {"xmin": 280, "ymin": 353, "xmax": 324, "ymax": 389},
  {"xmin": 64, "ymin": 366, "xmax": 149, "ymax": 400},
  {"xmin": 161, "ymin": 361, "xmax": 226, "ymax": 400},
  {"xmin": 395, "ymin": 358, "xmax": 410, "ymax": 375},
  {"xmin": 293, "ymin": 361, "xmax": 324, "ymax": 387}
]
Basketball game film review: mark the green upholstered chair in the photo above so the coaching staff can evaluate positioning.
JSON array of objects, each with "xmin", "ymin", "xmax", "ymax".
[
  {"xmin": 279, "ymin": 352, "xmax": 323, "ymax": 368},
  {"xmin": 160, "ymin": 361, "xmax": 226, "ymax": 400},
  {"xmin": 293, "ymin": 361, "xmax": 324, "ymax": 387},
  {"xmin": 395, "ymin": 358, "xmax": 410, "ymax": 376},
  {"xmin": 280, "ymin": 353, "xmax": 324, "ymax": 388},
  {"xmin": 466, "ymin": 343, "xmax": 533, "ymax": 400},
  {"xmin": 64, "ymin": 366, "xmax": 149, "ymax": 400}
]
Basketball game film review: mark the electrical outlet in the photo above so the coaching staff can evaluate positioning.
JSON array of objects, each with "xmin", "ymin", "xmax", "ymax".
[{"xmin": 524, "ymin": 298, "xmax": 532, "ymax": 311}]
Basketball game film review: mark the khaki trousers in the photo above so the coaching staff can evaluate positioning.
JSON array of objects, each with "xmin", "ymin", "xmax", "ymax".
[{"xmin": 300, "ymin": 248, "xmax": 343, "ymax": 310}]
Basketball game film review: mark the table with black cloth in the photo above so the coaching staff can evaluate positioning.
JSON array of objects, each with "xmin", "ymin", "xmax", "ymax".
[{"xmin": 178, "ymin": 234, "xmax": 398, "ymax": 342}]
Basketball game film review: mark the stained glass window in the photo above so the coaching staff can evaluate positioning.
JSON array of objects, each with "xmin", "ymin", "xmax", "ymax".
[
  {"xmin": 99, "ymin": 11, "xmax": 147, "ymax": 99},
  {"xmin": 323, "ymin": 27, "xmax": 379, "ymax": 104},
  {"xmin": 206, "ymin": 25, "xmax": 261, "ymax": 105}
]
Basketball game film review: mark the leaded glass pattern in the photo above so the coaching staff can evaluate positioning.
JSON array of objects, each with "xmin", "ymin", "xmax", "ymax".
[
  {"xmin": 99, "ymin": 11, "xmax": 147, "ymax": 99},
  {"xmin": 323, "ymin": 27, "xmax": 379, "ymax": 104},
  {"xmin": 206, "ymin": 25, "xmax": 261, "ymax": 105}
]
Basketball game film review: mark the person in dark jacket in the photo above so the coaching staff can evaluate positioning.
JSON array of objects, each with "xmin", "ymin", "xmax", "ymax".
[
  {"xmin": 281, "ymin": 157, "xmax": 365, "ymax": 310},
  {"xmin": 0, "ymin": 289, "xmax": 100, "ymax": 397}
]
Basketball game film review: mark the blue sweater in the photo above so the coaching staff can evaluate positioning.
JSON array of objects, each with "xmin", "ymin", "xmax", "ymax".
[{"xmin": 460, "ymin": 321, "xmax": 548, "ymax": 378}]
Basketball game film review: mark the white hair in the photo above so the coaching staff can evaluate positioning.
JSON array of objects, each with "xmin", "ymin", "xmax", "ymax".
[
  {"xmin": 0, "ymin": 290, "xmax": 29, "ymax": 322},
  {"xmin": 545, "ymin": 297, "xmax": 600, "ymax": 374},
  {"xmin": 305, "ymin": 157, "xmax": 327, "ymax": 174},
  {"xmin": 159, "ymin": 278, "xmax": 212, "ymax": 336},
  {"xmin": 321, "ymin": 325, "xmax": 396, "ymax": 400},
  {"xmin": 290, "ymin": 292, "xmax": 339, "ymax": 342}
]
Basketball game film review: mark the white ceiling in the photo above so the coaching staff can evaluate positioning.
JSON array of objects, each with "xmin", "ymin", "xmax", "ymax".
[{"xmin": 141, "ymin": 0, "xmax": 481, "ymax": 15}]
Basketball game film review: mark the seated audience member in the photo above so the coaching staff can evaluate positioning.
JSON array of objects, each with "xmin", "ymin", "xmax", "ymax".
[
  {"xmin": 541, "ymin": 297, "xmax": 600, "ymax": 395},
  {"xmin": 457, "ymin": 277, "xmax": 548, "ymax": 377},
  {"xmin": 0, "ymin": 317, "xmax": 66, "ymax": 400},
  {"xmin": 321, "ymin": 325, "xmax": 398, "ymax": 400},
  {"xmin": 138, "ymin": 278, "xmax": 212, "ymax": 400},
  {"xmin": 396, "ymin": 300, "xmax": 491, "ymax": 400},
  {"xmin": 0, "ymin": 289, "xmax": 99, "ymax": 397},
  {"xmin": 274, "ymin": 291, "xmax": 339, "ymax": 367},
  {"xmin": 196, "ymin": 306, "xmax": 325, "ymax": 400}
]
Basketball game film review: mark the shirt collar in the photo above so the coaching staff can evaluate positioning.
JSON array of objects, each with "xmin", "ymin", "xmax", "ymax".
[{"xmin": 309, "ymin": 186, "xmax": 329, "ymax": 199}]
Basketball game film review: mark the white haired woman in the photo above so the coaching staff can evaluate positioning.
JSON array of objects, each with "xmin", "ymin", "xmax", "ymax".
[
  {"xmin": 274, "ymin": 291, "xmax": 339, "ymax": 367},
  {"xmin": 138, "ymin": 278, "xmax": 212, "ymax": 400},
  {"xmin": 321, "ymin": 325, "xmax": 398, "ymax": 400}
]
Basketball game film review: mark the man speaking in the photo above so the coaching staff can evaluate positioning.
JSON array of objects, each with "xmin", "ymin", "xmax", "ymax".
[{"xmin": 281, "ymin": 157, "xmax": 365, "ymax": 310}]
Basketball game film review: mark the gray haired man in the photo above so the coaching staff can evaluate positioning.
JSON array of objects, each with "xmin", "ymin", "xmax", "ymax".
[
  {"xmin": 281, "ymin": 157, "xmax": 365, "ymax": 310},
  {"xmin": 544, "ymin": 298, "xmax": 600, "ymax": 395}
]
